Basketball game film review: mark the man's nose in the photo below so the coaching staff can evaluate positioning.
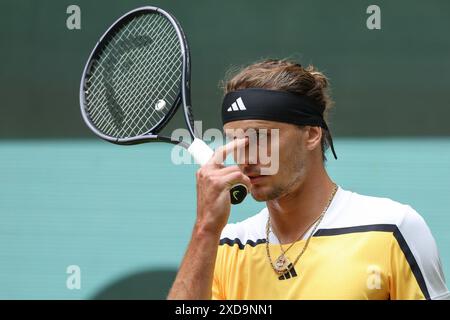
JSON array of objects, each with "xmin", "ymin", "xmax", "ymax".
[{"xmin": 238, "ymin": 143, "xmax": 259, "ymax": 165}]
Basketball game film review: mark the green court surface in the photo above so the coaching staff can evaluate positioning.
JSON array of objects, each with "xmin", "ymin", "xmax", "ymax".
[{"xmin": 0, "ymin": 138, "xmax": 449, "ymax": 299}]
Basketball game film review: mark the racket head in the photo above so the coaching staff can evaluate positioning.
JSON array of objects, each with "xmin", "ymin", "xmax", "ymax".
[{"xmin": 80, "ymin": 6, "xmax": 191, "ymax": 144}]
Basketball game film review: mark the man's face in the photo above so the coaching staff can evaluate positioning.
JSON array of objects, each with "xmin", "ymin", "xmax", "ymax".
[{"xmin": 223, "ymin": 120, "xmax": 308, "ymax": 201}]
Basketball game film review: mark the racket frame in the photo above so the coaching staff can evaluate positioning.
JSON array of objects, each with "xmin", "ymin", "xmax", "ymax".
[{"xmin": 79, "ymin": 6, "xmax": 194, "ymax": 146}]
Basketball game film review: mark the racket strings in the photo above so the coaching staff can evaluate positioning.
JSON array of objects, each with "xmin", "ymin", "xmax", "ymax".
[
  {"xmin": 116, "ymin": 31, "xmax": 181, "ymax": 132},
  {"xmin": 86, "ymin": 19, "xmax": 163, "ymax": 124},
  {"xmin": 91, "ymin": 14, "xmax": 180, "ymax": 136},
  {"xmin": 118, "ymin": 15, "xmax": 182, "ymax": 131},
  {"xmin": 85, "ymin": 12, "xmax": 183, "ymax": 138}
]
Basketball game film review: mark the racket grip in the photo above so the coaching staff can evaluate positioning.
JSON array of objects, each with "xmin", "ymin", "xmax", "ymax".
[
  {"xmin": 188, "ymin": 138, "xmax": 248, "ymax": 205},
  {"xmin": 230, "ymin": 184, "xmax": 248, "ymax": 205}
]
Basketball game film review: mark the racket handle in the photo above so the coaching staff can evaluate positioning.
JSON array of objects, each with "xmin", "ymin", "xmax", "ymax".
[
  {"xmin": 188, "ymin": 138, "xmax": 248, "ymax": 205},
  {"xmin": 230, "ymin": 184, "xmax": 248, "ymax": 205}
]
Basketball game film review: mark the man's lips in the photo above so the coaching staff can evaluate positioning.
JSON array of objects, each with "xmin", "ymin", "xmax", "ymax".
[{"xmin": 248, "ymin": 175, "xmax": 267, "ymax": 183}]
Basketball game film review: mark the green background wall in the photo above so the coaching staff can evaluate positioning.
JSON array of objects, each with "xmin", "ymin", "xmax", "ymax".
[
  {"xmin": 1, "ymin": 0, "xmax": 450, "ymax": 137},
  {"xmin": 0, "ymin": 0, "xmax": 449, "ymax": 299}
]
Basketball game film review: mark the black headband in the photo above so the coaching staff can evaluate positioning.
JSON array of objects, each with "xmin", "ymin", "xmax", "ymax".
[{"xmin": 222, "ymin": 88, "xmax": 337, "ymax": 159}]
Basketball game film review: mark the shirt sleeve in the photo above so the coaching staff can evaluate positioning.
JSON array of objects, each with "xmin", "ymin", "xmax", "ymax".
[{"xmin": 389, "ymin": 205, "xmax": 450, "ymax": 300}]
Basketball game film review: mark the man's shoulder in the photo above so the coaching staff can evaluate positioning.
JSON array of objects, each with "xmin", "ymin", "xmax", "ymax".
[
  {"xmin": 345, "ymin": 190, "xmax": 448, "ymax": 300},
  {"xmin": 333, "ymin": 188, "xmax": 421, "ymax": 229}
]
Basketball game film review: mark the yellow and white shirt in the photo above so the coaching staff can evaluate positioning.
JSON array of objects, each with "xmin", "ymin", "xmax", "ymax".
[{"xmin": 212, "ymin": 186, "xmax": 450, "ymax": 300}]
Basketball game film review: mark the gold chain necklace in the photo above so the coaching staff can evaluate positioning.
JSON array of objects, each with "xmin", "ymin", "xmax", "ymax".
[
  {"xmin": 274, "ymin": 212, "xmax": 324, "ymax": 258},
  {"xmin": 265, "ymin": 183, "xmax": 338, "ymax": 275}
]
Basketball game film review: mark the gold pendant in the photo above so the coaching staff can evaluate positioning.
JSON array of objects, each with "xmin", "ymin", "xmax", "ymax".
[{"xmin": 274, "ymin": 254, "xmax": 290, "ymax": 273}]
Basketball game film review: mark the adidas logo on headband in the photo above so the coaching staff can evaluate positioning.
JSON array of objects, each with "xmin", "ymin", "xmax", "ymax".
[{"xmin": 227, "ymin": 97, "xmax": 247, "ymax": 112}]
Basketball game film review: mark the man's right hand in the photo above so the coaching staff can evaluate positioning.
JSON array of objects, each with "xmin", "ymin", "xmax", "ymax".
[{"xmin": 195, "ymin": 137, "xmax": 251, "ymax": 236}]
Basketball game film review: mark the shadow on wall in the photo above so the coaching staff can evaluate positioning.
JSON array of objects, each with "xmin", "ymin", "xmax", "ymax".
[{"xmin": 92, "ymin": 269, "xmax": 177, "ymax": 300}]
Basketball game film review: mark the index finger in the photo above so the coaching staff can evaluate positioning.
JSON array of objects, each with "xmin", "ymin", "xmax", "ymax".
[{"xmin": 208, "ymin": 137, "xmax": 248, "ymax": 166}]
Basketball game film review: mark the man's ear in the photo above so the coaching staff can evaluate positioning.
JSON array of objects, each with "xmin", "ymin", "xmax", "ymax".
[{"xmin": 305, "ymin": 126, "xmax": 322, "ymax": 152}]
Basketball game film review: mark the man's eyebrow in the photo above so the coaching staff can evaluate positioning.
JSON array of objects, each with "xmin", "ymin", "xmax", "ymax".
[
  {"xmin": 224, "ymin": 128, "xmax": 274, "ymax": 138},
  {"xmin": 251, "ymin": 128, "xmax": 272, "ymax": 134},
  {"xmin": 226, "ymin": 127, "xmax": 273, "ymax": 132}
]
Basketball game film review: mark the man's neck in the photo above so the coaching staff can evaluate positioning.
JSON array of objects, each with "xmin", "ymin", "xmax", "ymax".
[{"xmin": 266, "ymin": 166, "xmax": 335, "ymax": 244}]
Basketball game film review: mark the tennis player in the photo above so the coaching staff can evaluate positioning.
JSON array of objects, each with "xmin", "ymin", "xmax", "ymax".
[{"xmin": 168, "ymin": 59, "xmax": 449, "ymax": 300}]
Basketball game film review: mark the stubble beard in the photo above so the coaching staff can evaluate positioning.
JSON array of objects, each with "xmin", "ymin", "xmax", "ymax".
[{"xmin": 253, "ymin": 154, "xmax": 306, "ymax": 202}]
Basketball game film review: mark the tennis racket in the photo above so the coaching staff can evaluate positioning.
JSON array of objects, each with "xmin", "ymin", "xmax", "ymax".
[{"xmin": 79, "ymin": 6, "xmax": 247, "ymax": 204}]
